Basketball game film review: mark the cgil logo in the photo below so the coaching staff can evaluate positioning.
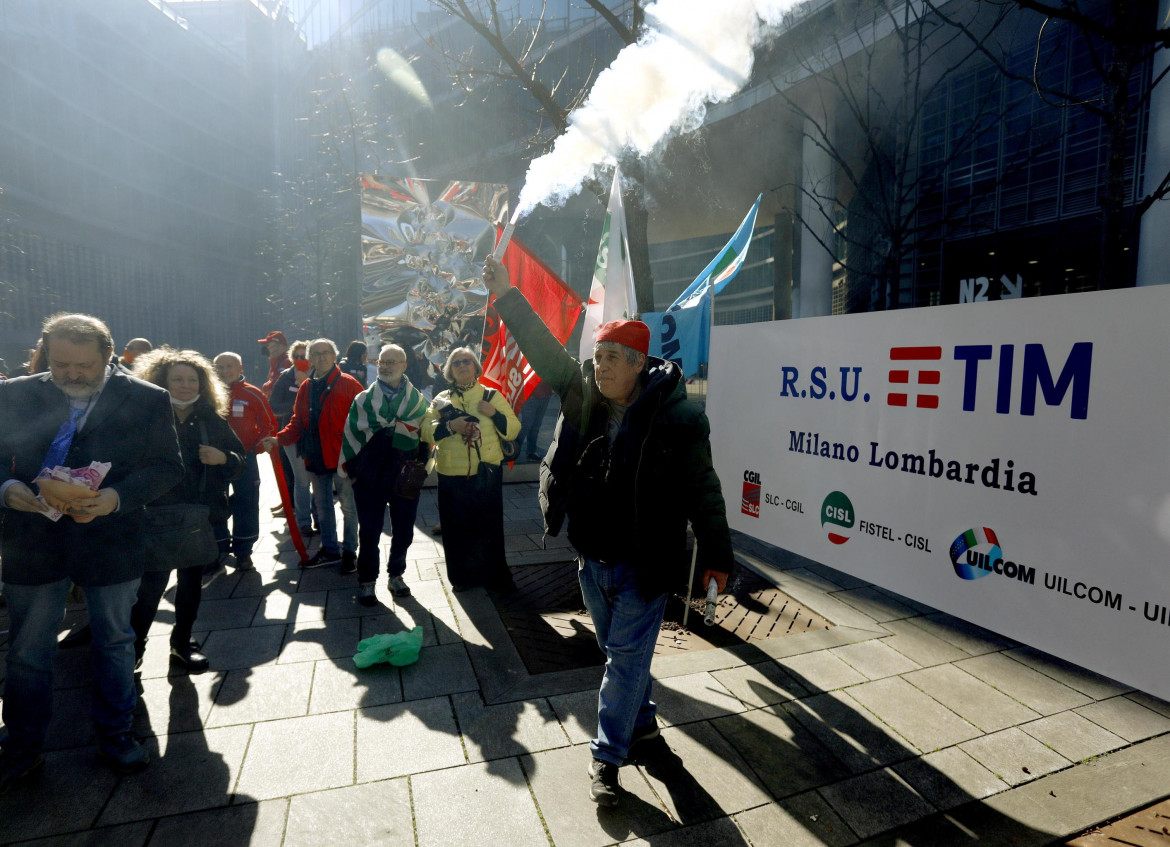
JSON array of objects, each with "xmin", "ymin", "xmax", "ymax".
[
  {"xmin": 821, "ymin": 491, "xmax": 855, "ymax": 545},
  {"xmin": 741, "ymin": 470, "xmax": 761, "ymax": 518},
  {"xmin": 778, "ymin": 341, "xmax": 1093, "ymax": 420}
]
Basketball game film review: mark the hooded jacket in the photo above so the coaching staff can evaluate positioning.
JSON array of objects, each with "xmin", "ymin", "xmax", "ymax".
[{"xmin": 492, "ymin": 287, "xmax": 732, "ymax": 598}]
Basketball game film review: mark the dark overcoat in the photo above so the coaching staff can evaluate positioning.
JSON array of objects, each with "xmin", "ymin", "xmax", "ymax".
[{"xmin": 0, "ymin": 368, "xmax": 183, "ymax": 586}]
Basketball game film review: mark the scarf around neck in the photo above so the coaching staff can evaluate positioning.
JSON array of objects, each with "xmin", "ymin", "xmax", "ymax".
[{"xmin": 339, "ymin": 376, "xmax": 427, "ymax": 472}]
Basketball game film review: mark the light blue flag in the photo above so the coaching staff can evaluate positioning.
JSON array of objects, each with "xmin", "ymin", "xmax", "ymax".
[
  {"xmin": 644, "ymin": 305, "xmax": 710, "ymax": 378},
  {"xmin": 669, "ymin": 194, "xmax": 761, "ymax": 310},
  {"xmin": 646, "ymin": 195, "xmax": 761, "ymax": 378}
]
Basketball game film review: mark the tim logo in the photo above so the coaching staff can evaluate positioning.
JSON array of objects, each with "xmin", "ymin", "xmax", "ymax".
[
  {"xmin": 741, "ymin": 470, "xmax": 761, "ymax": 518},
  {"xmin": 887, "ymin": 343, "xmax": 1092, "ymax": 420},
  {"xmin": 888, "ymin": 346, "xmax": 941, "ymax": 409},
  {"xmin": 821, "ymin": 491, "xmax": 854, "ymax": 544}
]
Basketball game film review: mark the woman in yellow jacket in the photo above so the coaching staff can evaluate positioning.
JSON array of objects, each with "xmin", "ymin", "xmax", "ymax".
[{"xmin": 422, "ymin": 347, "xmax": 521, "ymax": 593}]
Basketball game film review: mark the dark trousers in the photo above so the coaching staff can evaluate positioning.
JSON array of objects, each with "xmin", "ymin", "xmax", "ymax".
[
  {"xmin": 130, "ymin": 566, "xmax": 203, "ymax": 656},
  {"xmin": 436, "ymin": 470, "xmax": 510, "ymax": 589},
  {"xmin": 213, "ymin": 450, "xmax": 260, "ymax": 557},
  {"xmin": 353, "ymin": 478, "xmax": 420, "ymax": 583}
]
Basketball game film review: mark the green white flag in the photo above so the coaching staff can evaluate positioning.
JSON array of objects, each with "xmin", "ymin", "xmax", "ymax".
[{"xmin": 579, "ymin": 168, "xmax": 637, "ymax": 360}]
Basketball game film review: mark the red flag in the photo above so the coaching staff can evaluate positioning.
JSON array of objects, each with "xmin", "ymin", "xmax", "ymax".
[{"xmin": 481, "ymin": 233, "xmax": 583, "ymax": 414}]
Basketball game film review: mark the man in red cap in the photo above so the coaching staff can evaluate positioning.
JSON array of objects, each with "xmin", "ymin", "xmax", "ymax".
[
  {"xmin": 481, "ymin": 256, "xmax": 732, "ymax": 809},
  {"xmin": 257, "ymin": 331, "xmax": 290, "ymax": 398}
]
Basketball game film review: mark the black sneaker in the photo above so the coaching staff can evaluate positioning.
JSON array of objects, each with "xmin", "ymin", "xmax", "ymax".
[
  {"xmin": 587, "ymin": 759, "xmax": 619, "ymax": 807},
  {"xmin": 340, "ymin": 551, "xmax": 357, "ymax": 575},
  {"xmin": 623, "ymin": 721, "xmax": 662, "ymax": 764},
  {"xmin": 169, "ymin": 643, "xmax": 209, "ymax": 673},
  {"xmin": 302, "ymin": 550, "xmax": 342, "ymax": 569},
  {"xmin": 97, "ymin": 732, "xmax": 149, "ymax": 774},
  {"xmin": 388, "ymin": 575, "xmax": 411, "ymax": 598},
  {"xmin": 630, "ymin": 721, "xmax": 661, "ymax": 747},
  {"xmin": 0, "ymin": 748, "xmax": 45, "ymax": 796}
]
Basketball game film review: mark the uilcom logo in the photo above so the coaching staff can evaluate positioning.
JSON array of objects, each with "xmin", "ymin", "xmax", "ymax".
[
  {"xmin": 821, "ymin": 491, "xmax": 854, "ymax": 544},
  {"xmin": 741, "ymin": 470, "xmax": 761, "ymax": 518}
]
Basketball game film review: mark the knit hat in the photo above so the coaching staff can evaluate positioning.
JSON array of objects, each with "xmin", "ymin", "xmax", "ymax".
[{"xmin": 595, "ymin": 320, "xmax": 650, "ymax": 355}]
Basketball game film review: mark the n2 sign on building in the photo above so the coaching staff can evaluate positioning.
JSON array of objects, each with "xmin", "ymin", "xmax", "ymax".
[{"xmin": 708, "ymin": 286, "xmax": 1170, "ymax": 701}]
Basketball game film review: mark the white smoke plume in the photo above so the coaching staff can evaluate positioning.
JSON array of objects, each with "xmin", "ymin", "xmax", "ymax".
[{"xmin": 515, "ymin": 0, "xmax": 800, "ymax": 215}]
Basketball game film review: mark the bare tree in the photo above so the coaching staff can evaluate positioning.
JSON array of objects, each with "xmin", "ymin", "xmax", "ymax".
[
  {"xmin": 935, "ymin": 0, "xmax": 1170, "ymax": 289},
  {"xmin": 261, "ymin": 68, "xmax": 371, "ymax": 339},
  {"xmin": 772, "ymin": 0, "xmax": 1017, "ymax": 310},
  {"xmin": 420, "ymin": 0, "xmax": 658, "ymax": 311}
]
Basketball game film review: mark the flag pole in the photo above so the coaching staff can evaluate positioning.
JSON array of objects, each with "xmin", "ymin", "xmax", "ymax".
[{"xmin": 682, "ymin": 535, "xmax": 699, "ymax": 629}]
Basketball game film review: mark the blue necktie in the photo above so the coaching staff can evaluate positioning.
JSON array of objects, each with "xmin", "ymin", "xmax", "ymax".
[{"xmin": 41, "ymin": 406, "xmax": 85, "ymax": 471}]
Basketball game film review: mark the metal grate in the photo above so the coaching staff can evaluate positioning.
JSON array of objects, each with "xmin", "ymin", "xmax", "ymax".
[{"xmin": 494, "ymin": 563, "xmax": 834, "ymax": 675}]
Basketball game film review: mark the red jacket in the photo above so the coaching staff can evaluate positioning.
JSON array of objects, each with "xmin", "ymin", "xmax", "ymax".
[
  {"xmin": 276, "ymin": 366, "xmax": 363, "ymax": 472},
  {"xmin": 227, "ymin": 379, "xmax": 278, "ymax": 453},
  {"xmin": 262, "ymin": 354, "xmax": 292, "ymax": 398}
]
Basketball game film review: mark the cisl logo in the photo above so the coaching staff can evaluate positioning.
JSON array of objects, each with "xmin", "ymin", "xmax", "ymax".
[
  {"xmin": 779, "ymin": 341, "xmax": 1093, "ymax": 420},
  {"xmin": 741, "ymin": 470, "xmax": 761, "ymax": 518},
  {"xmin": 821, "ymin": 491, "xmax": 854, "ymax": 544}
]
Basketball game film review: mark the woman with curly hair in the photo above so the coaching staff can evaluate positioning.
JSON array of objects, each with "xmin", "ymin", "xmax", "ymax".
[{"xmin": 129, "ymin": 347, "xmax": 244, "ymax": 672}]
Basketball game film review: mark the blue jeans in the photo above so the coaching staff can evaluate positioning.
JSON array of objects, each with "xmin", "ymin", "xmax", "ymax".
[
  {"xmin": 214, "ymin": 450, "xmax": 260, "ymax": 557},
  {"xmin": 2, "ymin": 578, "xmax": 140, "ymax": 755},
  {"xmin": 578, "ymin": 557, "xmax": 668, "ymax": 766},
  {"xmin": 310, "ymin": 471, "xmax": 357, "ymax": 554},
  {"xmin": 283, "ymin": 444, "xmax": 314, "ymax": 527}
]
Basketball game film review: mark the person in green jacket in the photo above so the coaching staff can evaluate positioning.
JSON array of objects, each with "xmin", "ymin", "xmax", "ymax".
[{"xmin": 482, "ymin": 255, "xmax": 733, "ymax": 808}]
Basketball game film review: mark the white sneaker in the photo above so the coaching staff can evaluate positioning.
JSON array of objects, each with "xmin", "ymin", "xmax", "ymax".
[{"xmin": 388, "ymin": 575, "xmax": 411, "ymax": 598}]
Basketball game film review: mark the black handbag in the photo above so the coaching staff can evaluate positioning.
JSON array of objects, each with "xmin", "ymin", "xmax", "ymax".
[
  {"xmin": 142, "ymin": 419, "xmax": 220, "ymax": 571},
  {"xmin": 392, "ymin": 460, "xmax": 429, "ymax": 499},
  {"xmin": 473, "ymin": 444, "xmax": 502, "ymax": 493},
  {"xmin": 142, "ymin": 503, "xmax": 218, "ymax": 571}
]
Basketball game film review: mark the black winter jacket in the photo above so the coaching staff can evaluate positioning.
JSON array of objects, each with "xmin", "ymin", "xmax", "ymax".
[
  {"xmin": 154, "ymin": 401, "xmax": 245, "ymax": 524},
  {"xmin": 492, "ymin": 288, "xmax": 733, "ymax": 598}
]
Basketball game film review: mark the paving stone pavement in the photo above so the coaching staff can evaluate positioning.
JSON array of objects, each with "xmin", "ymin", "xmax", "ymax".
[{"xmin": 2, "ymin": 465, "xmax": 1169, "ymax": 846}]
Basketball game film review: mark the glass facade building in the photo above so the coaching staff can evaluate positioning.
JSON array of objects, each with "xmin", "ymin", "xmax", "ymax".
[{"xmin": 0, "ymin": 0, "xmax": 280, "ymax": 376}]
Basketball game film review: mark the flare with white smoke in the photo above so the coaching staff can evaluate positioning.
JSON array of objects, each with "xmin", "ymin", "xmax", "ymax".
[{"xmin": 515, "ymin": 0, "xmax": 799, "ymax": 216}]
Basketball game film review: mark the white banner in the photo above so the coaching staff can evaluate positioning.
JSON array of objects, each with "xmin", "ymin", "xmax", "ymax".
[{"xmin": 709, "ymin": 286, "xmax": 1170, "ymax": 700}]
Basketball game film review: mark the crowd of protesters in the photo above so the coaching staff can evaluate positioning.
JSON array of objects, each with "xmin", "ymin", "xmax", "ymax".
[{"xmin": 1, "ymin": 289, "xmax": 733, "ymax": 810}]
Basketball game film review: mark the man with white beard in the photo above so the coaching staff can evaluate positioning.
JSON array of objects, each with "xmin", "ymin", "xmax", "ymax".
[{"xmin": 0, "ymin": 313, "xmax": 182, "ymax": 793}]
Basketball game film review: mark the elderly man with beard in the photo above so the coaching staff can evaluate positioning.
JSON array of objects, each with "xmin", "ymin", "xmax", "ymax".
[
  {"xmin": 481, "ymin": 257, "xmax": 732, "ymax": 808},
  {"xmin": 0, "ymin": 313, "xmax": 182, "ymax": 793}
]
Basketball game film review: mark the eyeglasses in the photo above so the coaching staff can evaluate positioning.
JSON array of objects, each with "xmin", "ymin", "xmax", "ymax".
[
  {"xmin": 379, "ymin": 359, "xmax": 406, "ymax": 367},
  {"xmin": 308, "ymin": 349, "xmax": 333, "ymax": 358},
  {"xmin": 452, "ymin": 357, "xmax": 475, "ymax": 368},
  {"xmin": 292, "ymin": 354, "xmax": 307, "ymax": 360}
]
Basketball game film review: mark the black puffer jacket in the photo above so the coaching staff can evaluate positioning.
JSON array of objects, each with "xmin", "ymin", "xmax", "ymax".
[{"xmin": 492, "ymin": 289, "xmax": 733, "ymax": 598}]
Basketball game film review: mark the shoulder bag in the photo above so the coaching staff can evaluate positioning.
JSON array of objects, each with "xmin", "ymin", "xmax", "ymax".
[{"xmin": 142, "ymin": 420, "xmax": 219, "ymax": 571}]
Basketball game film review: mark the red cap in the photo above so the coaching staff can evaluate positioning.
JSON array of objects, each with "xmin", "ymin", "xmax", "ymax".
[
  {"xmin": 257, "ymin": 331, "xmax": 287, "ymax": 345},
  {"xmin": 595, "ymin": 320, "xmax": 650, "ymax": 355}
]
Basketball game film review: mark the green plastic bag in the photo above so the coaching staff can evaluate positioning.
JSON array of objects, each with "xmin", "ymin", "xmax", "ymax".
[{"xmin": 353, "ymin": 626, "xmax": 424, "ymax": 668}]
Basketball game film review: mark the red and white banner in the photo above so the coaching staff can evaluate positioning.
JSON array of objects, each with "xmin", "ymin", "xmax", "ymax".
[{"xmin": 481, "ymin": 234, "xmax": 583, "ymax": 413}]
